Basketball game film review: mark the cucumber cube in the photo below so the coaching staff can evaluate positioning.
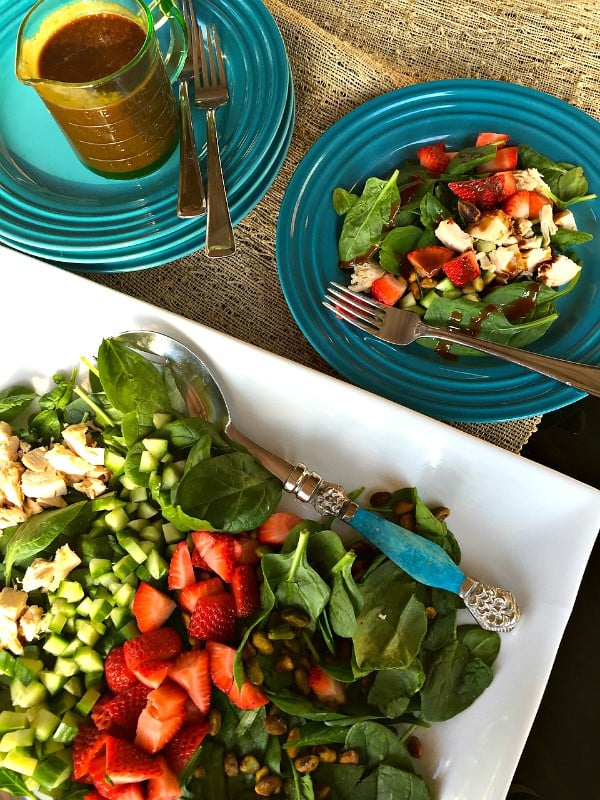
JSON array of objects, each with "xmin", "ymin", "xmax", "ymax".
[
  {"xmin": 146, "ymin": 551, "xmax": 168, "ymax": 581},
  {"xmin": 54, "ymin": 657, "xmax": 80, "ymax": 678},
  {"xmin": 89, "ymin": 558, "xmax": 112, "ymax": 580},
  {"xmin": 30, "ymin": 707, "xmax": 60, "ymax": 742},
  {"xmin": 75, "ymin": 620, "xmax": 102, "ymax": 647},
  {"xmin": 10, "ymin": 678, "xmax": 46, "ymax": 709},
  {"xmin": 152, "ymin": 412, "xmax": 172, "ymax": 429},
  {"xmin": 104, "ymin": 450, "xmax": 126, "ymax": 476},
  {"xmin": 43, "ymin": 634, "xmax": 69, "ymax": 658},
  {"xmin": 113, "ymin": 583, "xmax": 135, "ymax": 608},
  {"xmin": 53, "ymin": 710, "xmax": 81, "ymax": 744},
  {"xmin": 14, "ymin": 658, "xmax": 44, "ymax": 685},
  {"xmin": 56, "ymin": 581, "xmax": 84, "ymax": 603},
  {"xmin": 0, "ymin": 651, "xmax": 16, "ymax": 678},
  {"xmin": 33, "ymin": 752, "xmax": 71, "ymax": 790},
  {"xmin": 63, "ymin": 676, "xmax": 83, "ymax": 697},
  {"xmin": 74, "ymin": 647, "xmax": 104, "ymax": 674},
  {"xmin": 162, "ymin": 522, "xmax": 185, "ymax": 544},
  {"xmin": 0, "ymin": 727, "xmax": 35, "ymax": 751},
  {"xmin": 75, "ymin": 687, "xmax": 101, "ymax": 716},
  {"xmin": 105, "ymin": 507, "xmax": 130, "ymax": 532},
  {"xmin": 89, "ymin": 599, "xmax": 113, "ymax": 625},
  {"xmin": 0, "ymin": 710, "xmax": 27, "ymax": 732},
  {"xmin": 116, "ymin": 532, "xmax": 148, "ymax": 565},
  {"xmin": 1, "ymin": 747, "xmax": 38, "ymax": 776},
  {"xmin": 139, "ymin": 450, "xmax": 158, "ymax": 473},
  {"xmin": 38, "ymin": 672, "xmax": 67, "ymax": 697},
  {"xmin": 113, "ymin": 554, "xmax": 138, "ymax": 580}
]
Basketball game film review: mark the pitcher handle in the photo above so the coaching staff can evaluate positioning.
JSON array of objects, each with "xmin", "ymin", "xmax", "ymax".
[{"xmin": 149, "ymin": 0, "xmax": 187, "ymax": 81}]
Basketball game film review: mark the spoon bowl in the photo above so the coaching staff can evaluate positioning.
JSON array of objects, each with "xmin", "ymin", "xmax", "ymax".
[{"xmin": 112, "ymin": 329, "xmax": 520, "ymax": 632}]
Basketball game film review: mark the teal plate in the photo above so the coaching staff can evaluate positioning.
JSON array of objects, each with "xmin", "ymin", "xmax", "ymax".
[
  {"xmin": 0, "ymin": 0, "xmax": 291, "ymax": 271},
  {"xmin": 276, "ymin": 79, "xmax": 600, "ymax": 423}
]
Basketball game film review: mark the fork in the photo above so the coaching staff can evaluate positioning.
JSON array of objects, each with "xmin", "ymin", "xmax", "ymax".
[
  {"xmin": 323, "ymin": 281, "xmax": 600, "ymax": 397},
  {"xmin": 190, "ymin": 21, "xmax": 235, "ymax": 257},
  {"xmin": 176, "ymin": 0, "xmax": 206, "ymax": 218}
]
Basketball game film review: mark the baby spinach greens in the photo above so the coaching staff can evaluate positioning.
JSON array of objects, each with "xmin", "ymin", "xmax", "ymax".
[{"xmin": 333, "ymin": 139, "xmax": 595, "ymax": 351}]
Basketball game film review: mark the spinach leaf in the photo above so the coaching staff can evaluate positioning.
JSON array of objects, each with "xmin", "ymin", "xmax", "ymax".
[
  {"xmin": 0, "ymin": 385, "xmax": 36, "ymax": 423},
  {"xmin": 354, "ymin": 560, "xmax": 427, "ymax": 671},
  {"xmin": 315, "ymin": 763, "xmax": 430, "ymax": 800},
  {"xmin": 333, "ymin": 187, "xmax": 359, "ymax": 215},
  {"xmin": 182, "ymin": 739, "xmax": 229, "ymax": 799},
  {"xmin": 158, "ymin": 417, "xmax": 232, "ymax": 452},
  {"xmin": 420, "ymin": 637, "xmax": 494, "ymax": 722},
  {"xmin": 4, "ymin": 501, "xmax": 93, "ymax": 581},
  {"xmin": 344, "ymin": 720, "xmax": 414, "ymax": 771},
  {"xmin": 378, "ymin": 225, "xmax": 423, "ymax": 274},
  {"xmin": 288, "ymin": 763, "xmax": 315, "ymax": 800},
  {"xmin": 517, "ymin": 144, "xmax": 595, "ymax": 203},
  {"xmin": 421, "ymin": 588, "xmax": 460, "ymax": 651},
  {"xmin": 419, "ymin": 192, "xmax": 451, "ymax": 229},
  {"xmin": 457, "ymin": 624, "xmax": 501, "ymax": 667},
  {"xmin": 337, "ymin": 171, "xmax": 400, "ymax": 263},
  {"xmin": 175, "ymin": 452, "xmax": 281, "ymax": 533},
  {"xmin": 0, "ymin": 766, "xmax": 35, "ymax": 799},
  {"xmin": 329, "ymin": 553, "xmax": 363, "ymax": 638},
  {"xmin": 367, "ymin": 662, "xmax": 425, "ymax": 718},
  {"xmin": 443, "ymin": 144, "xmax": 497, "ymax": 176},
  {"xmin": 551, "ymin": 229, "xmax": 593, "ymax": 250}
]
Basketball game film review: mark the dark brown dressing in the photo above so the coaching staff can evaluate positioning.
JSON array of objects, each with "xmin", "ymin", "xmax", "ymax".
[{"xmin": 38, "ymin": 13, "xmax": 146, "ymax": 83}]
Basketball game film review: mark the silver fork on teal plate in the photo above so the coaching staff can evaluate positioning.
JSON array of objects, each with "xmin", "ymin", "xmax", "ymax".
[
  {"xmin": 176, "ymin": 0, "xmax": 206, "ymax": 218},
  {"xmin": 323, "ymin": 281, "xmax": 600, "ymax": 396},
  {"xmin": 189, "ymin": 20, "xmax": 235, "ymax": 257}
]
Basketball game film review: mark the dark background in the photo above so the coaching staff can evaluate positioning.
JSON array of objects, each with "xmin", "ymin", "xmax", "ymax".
[{"xmin": 510, "ymin": 394, "xmax": 599, "ymax": 798}]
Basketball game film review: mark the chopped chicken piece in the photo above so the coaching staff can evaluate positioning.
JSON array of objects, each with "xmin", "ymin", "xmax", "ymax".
[
  {"xmin": 349, "ymin": 261, "xmax": 385, "ymax": 293},
  {"xmin": 539, "ymin": 204, "xmax": 558, "ymax": 246},
  {"xmin": 43, "ymin": 443, "xmax": 94, "ymax": 477},
  {"xmin": 521, "ymin": 247, "xmax": 552, "ymax": 272},
  {"xmin": 553, "ymin": 209, "xmax": 577, "ymax": 230},
  {"xmin": 0, "ymin": 505, "xmax": 30, "ymax": 529},
  {"xmin": 21, "ymin": 544, "xmax": 82, "ymax": 593},
  {"xmin": 21, "ymin": 447, "xmax": 50, "ymax": 472},
  {"xmin": 0, "ymin": 422, "xmax": 20, "ymax": 463},
  {"xmin": 435, "ymin": 219, "xmax": 473, "ymax": 252},
  {"xmin": 72, "ymin": 475, "xmax": 109, "ymax": 499},
  {"xmin": 467, "ymin": 210, "xmax": 512, "ymax": 244},
  {"xmin": 486, "ymin": 246, "xmax": 526, "ymax": 283},
  {"xmin": 513, "ymin": 218, "xmax": 535, "ymax": 239},
  {"xmin": 513, "ymin": 168, "xmax": 553, "ymax": 196},
  {"xmin": 18, "ymin": 605, "xmax": 45, "ymax": 642},
  {"xmin": 0, "ymin": 588, "xmax": 28, "ymax": 655},
  {"xmin": 537, "ymin": 254, "xmax": 582, "ymax": 287},
  {"xmin": 519, "ymin": 236, "xmax": 544, "ymax": 251},
  {"xmin": 61, "ymin": 423, "xmax": 105, "ymax": 467},
  {"xmin": 0, "ymin": 462, "xmax": 24, "ymax": 507},
  {"xmin": 21, "ymin": 466, "xmax": 67, "ymax": 500}
]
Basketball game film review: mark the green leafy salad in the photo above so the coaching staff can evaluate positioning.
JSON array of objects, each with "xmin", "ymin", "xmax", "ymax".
[
  {"xmin": 333, "ymin": 132, "xmax": 596, "ymax": 354},
  {"xmin": 0, "ymin": 339, "xmax": 501, "ymax": 800}
]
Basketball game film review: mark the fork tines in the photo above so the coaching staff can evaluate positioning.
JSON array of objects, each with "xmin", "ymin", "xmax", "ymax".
[{"xmin": 323, "ymin": 281, "xmax": 385, "ymax": 334}]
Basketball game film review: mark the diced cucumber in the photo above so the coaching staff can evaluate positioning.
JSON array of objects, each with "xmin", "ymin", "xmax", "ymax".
[
  {"xmin": 420, "ymin": 289, "xmax": 438, "ymax": 309},
  {"xmin": 152, "ymin": 412, "xmax": 172, "ymax": 429},
  {"xmin": 89, "ymin": 557, "xmax": 112, "ymax": 580},
  {"xmin": 140, "ymin": 523, "xmax": 162, "ymax": 543},
  {"xmin": 92, "ymin": 494, "xmax": 126, "ymax": 512},
  {"xmin": 75, "ymin": 687, "xmax": 101, "ymax": 716},
  {"xmin": 74, "ymin": 647, "xmax": 104, "ymax": 674},
  {"xmin": 84, "ymin": 671, "xmax": 104, "ymax": 690},
  {"xmin": 1, "ymin": 747, "xmax": 38, "ymax": 776},
  {"xmin": 116, "ymin": 532, "xmax": 148, "ymax": 565},
  {"xmin": 94, "ymin": 573, "xmax": 122, "ymax": 593},
  {"xmin": 0, "ymin": 651, "xmax": 16, "ymax": 678},
  {"xmin": 14, "ymin": 658, "xmax": 44, "ymax": 685},
  {"xmin": 129, "ymin": 486, "xmax": 148, "ymax": 504},
  {"xmin": 142, "ymin": 437, "xmax": 169, "ymax": 461},
  {"xmin": 162, "ymin": 522, "xmax": 185, "ymax": 544},
  {"xmin": 105, "ymin": 507, "xmax": 130, "ymax": 532},
  {"xmin": 135, "ymin": 564, "xmax": 152, "ymax": 582},
  {"xmin": 52, "ymin": 710, "xmax": 81, "ymax": 744},
  {"xmin": 136, "ymin": 500, "xmax": 159, "ymax": 520},
  {"xmin": 0, "ymin": 710, "xmax": 27, "ymax": 732},
  {"xmin": 43, "ymin": 634, "xmax": 69, "ymax": 658},
  {"xmin": 53, "ymin": 657, "xmax": 79, "ymax": 678},
  {"xmin": 139, "ymin": 450, "xmax": 159, "ymax": 473},
  {"xmin": 435, "ymin": 277, "xmax": 455, "ymax": 292},
  {"xmin": 50, "ymin": 599, "xmax": 77, "ymax": 619},
  {"xmin": 10, "ymin": 678, "xmax": 46, "ymax": 709},
  {"xmin": 63, "ymin": 676, "xmax": 83, "ymax": 697},
  {"xmin": 51, "ymin": 691, "xmax": 77, "ymax": 716},
  {"xmin": 88, "ymin": 599, "xmax": 113, "ymax": 624},
  {"xmin": 120, "ymin": 474, "xmax": 142, "ymax": 491},
  {"xmin": 104, "ymin": 449, "xmax": 126, "ymax": 476},
  {"xmin": 38, "ymin": 672, "xmax": 67, "ymax": 697},
  {"xmin": 33, "ymin": 752, "xmax": 71, "ymax": 790},
  {"xmin": 399, "ymin": 292, "xmax": 417, "ymax": 309},
  {"xmin": 126, "ymin": 517, "xmax": 147, "ymax": 533},
  {"xmin": 30, "ymin": 707, "xmax": 60, "ymax": 742},
  {"xmin": 146, "ymin": 550, "xmax": 168, "ymax": 581},
  {"xmin": 113, "ymin": 554, "xmax": 138, "ymax": 580},
  {"xmin": 47, "ymin": 612, "xmax": 68, "ymax": 635},
  {"xmin": 121, "ymin": 620, "xmax": 140, "ymax": 640},
  {"xmin": 0, "ymin": 727, "xmax": 35, "ymax": 751},
  {"xmin": 109, "ymin": 606, "xmax": 131, "ymax": 628},
  {"xmin": 56, "ymin": 581, "xmax": 85, "ymax": 604}
]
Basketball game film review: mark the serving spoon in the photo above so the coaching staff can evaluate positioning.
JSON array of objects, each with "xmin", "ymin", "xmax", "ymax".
[{"xmin": 113, "ymin": 330, "xmax": 520, "ymax": 632}]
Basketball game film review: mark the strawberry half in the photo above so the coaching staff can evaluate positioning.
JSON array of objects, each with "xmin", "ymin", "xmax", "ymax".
[
  {"xmin": 475, "ymin": 131, "xmax": 510, "ymax": 147},
  {"xmin": 91, "ymin": 684, "xmax": 152, "ymax": 739},
  {"xmin": 146, "ymin": 756, "xmax": 182, "ymax": 800},
  {"xmin": 135, "ymin": 682, "xmax": 188, "ymax": 755},
  {"xmin": 168, "ymin": 541, "xmax": 196, "ymax": 590},
  {"xmin": 448, "ymin": 172, "xmax": 517, "ymax": 209},
  {"xmin": 188, "ymin": 592, "xmax": 237, "ymax": 642},
  {"xmin": 502, "ymin": 189, "xmax": 550, "ymax": 219},
  {"xmin": 256, "ymin": 511, "xmax": 302, "ymax": 546},
  {"xmin": 104, "ymin": 735, "xmax": 161, "ymax": 784},
  {"xmin": 104, "ymin": 646, "xmax": 138, "ymax": 694},
  {"xmin": 371, "ymin": 273, "xmax": 407, "ymax": 306},
  {"xmin": 131, "ymin": 658, "xmax": 173, "ymax": 689},
  {"xmin": 178, "ymin": 577, "xmax": 225, "ymax": 614},
  {"xmin": 231, "ymin": 565, "xmax": 260, "ymax": 618},
  {"xmin": 206, "ymin": 641, "xmax": 269, "ymax": 710},
  {"xmin": 124, "ymin": 628, "xmax": 183, "ymax": 671},
  {"xmin": 164, "ymin": 719, "xmax": 210, "ymax": 774},
  {"xmin": 191, "ymin": 531, "xmax": 240, "ymax": 582},
  {"xmin": 236, "ymin": 536, "xmax": 261, "ymax": 565},
  {"xmin": 476, "ymin": 146, "xmax": 518, "ymax": 174},
  {"xmin": 442, "ymin": 250, "xmax": 480, "ymax": 288},
  {"xmin": 169, "ymin": 649, "xmax": 211, "ymax": 714},
  {"xmin": 72, "ymin": 726, "xmax": 107, "ymax": 780},
  {"xmin": 407, "ymin": 245, "xmax": 454, "ymax": 278},
  {"xmin": 132, "ymin": 582, "xmax": 177, "ymax": 633},
  {"xmin": 417, "ymin": 140, "xmax": 453, "ymax": 174},
  {"xmin": 307, "ymin": 665, "xmax": 347, "ymax": 706}
]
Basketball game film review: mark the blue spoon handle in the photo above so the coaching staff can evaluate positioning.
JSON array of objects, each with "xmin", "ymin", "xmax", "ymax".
[{"xmin": 349, "ymin": 507, "xmax": 465, "ymax": 593}]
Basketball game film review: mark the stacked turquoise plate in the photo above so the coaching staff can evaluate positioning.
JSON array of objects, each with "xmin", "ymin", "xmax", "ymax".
[{"xmin": 0, "ymin": 0, "xmax": 294, "ymax": 272}]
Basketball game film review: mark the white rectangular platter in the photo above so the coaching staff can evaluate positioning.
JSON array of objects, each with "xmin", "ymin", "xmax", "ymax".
[{"xmin": 2, "ymin": 246, "xmax": 599, "ymax": 800}]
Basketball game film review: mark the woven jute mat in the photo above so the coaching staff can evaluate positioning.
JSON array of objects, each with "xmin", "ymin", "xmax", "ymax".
[{"xmin": 89, "ymin": 0, "xmax": 600, "ymax": 454}]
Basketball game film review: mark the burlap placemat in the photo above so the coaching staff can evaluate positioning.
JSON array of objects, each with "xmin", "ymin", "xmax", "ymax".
[{"xmin": 88, "ymin": 0, "xmax": 600, "ymax": 453}]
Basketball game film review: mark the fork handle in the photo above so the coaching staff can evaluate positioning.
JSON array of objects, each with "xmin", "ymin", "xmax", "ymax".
[
  {"xmin": 177, "ymin": 82, "xmax": 206, "ymax": 218},
  {"xmin": 205, "ymin": 108, "xmax": 235, "ymax": 257},
  {"xmin": 417, "ymin": 320, "xmax": 600, "ymax": 397}
]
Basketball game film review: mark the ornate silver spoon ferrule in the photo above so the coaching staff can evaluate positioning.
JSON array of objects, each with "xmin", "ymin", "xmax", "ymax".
[{"xmin": 459, "ymin": 577, "xmax": 521, "ymax": 632}]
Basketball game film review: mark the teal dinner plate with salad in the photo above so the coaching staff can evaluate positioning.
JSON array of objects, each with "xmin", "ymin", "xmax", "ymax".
[
  {"xmin": 276, "ymin": 79, "xmax": 600, "ymax": 423},
  {"xmin": 0, "ymin": 0, "xmax": 292, "ymax": 271}
]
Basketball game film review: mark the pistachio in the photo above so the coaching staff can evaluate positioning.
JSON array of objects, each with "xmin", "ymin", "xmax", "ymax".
[
  {"xmin": 263, "ymin": 714, "xmax": 288, "ymax": 736},
  {"xmin": 239, "ymin": 755, "xmax": 261, "ymax": 774},
  {"xmin": 425, "ymin": 606, "xmax": 437, "ymax": 620},
  {"xmin": 315, "ymin": 787, "xmax": 332, "ymax": 800},
  {"xmin": 397, "ymin": 512, "xmax": 416, "ymax": 531},
  {"xmin": 433, "ymin": 505, "xmax": 451, "ymax": 521},
  {"xmin": 369, "ymin": 490, "xmax": 391, "ymax": 507},
  {"xmin": 194, "ymin": 766, "xmax": 207, "ymax": 779},
  {"xmin": 252, "ymin": 631, "xmax": 274, "ymax": 655},
  {"xmin": 207, "ymin": 708, "xmax": 222, "ymax": 736},
  {"xmin": 294, "ymin": 754, "xmax": 320, "ymax": 774},
  {"xmin": 407, "ymin": 735, "xmax": 423, "ymax": 758},
  {"xmin": 313, "ymin": 745, "xmax": 337, "ymax": 763},
  {"xmin": 224, "ymin": 751, "xmax": 239, "ymax": 776},
  {"xmin": 286, "ymin": 727, "xmax": 301, "ymax": 759},
  {"xmin": 242, "ymin": 641, "xmax": 257, "ymax": 659},
  {"xmin": 267, "ymin": 623, "xmax": 296, "ymax": 640},
  {"xmin": 275, "ymin": 653, "xmax": 295, "ymax": 673},
  {"xmin": 293, "ymin": 667, "xmax": 311, "ymax": 696},
  {"xmin": 281, "ymin": 606, "xmax": 311, "ymax": 629},
  {"xmin": 254, "ymin": 766, "xmax": 270, "ymax": 783},
  {"xmin": 337, "ymin": 750, "xmax": 360, "ymax": 765},
  {"xmin": 255, "ymin": 775, "xmax": 283, "ymax": 796},
  {"xmin": 246, "ymin": 658, "xmax": 265, "ymax": 685}
]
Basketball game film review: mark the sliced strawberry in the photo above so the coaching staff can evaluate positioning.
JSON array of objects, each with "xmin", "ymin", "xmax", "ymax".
[
  {"xmin": 168, "ymin": 541, "xmax": 196, "ymax": 590},
  {"xmin": 164, "ymin": 719, "xmax": 210, "ymax": 774},
  {"xmin": 307, "ymin": 665, "xmax": 347, "ymax": 706},
  {"xmin": 91, "ymin": 684, "xmax": 152, "ymax": 739},
  {"xmin": 442, "ymin": 250, "xmax": 481, "ymax": 288},
  {"xmin": 105, "ymin": 735, "xmax": 161, "ymax": 784},
  {"xmin": 370, "ymin": 273, "xmax": 407, "ymax": 306},
  {"xmin": 88, "ymin": 752, "xmax": 117, "ymax": 798},
  {"xmin": 131, "ymin": 658, "xmax": 173, "ymax": 689},
  {"xmin": 191, "ymin": 531, "xmax": 240, "ymax": 582},
  {"xmin": 178, "ymin": 577, "xmax": 225, "ymax": 614},
  {"xmin": 84, "ymin": 791, "xmax": 105, "ymax": 800},
  {"xmin": 124, "ymin": 628, "xmax": 183, "ymax": 671},
  {"xmin": 256, "ymin": 511, "xmax": 302, "ymax": 546},
  {"xmin": 475, "ymin": 132, "xmax": 510, "ymax": 147},
  {"xmin": 104, "ymin": 646, "xmax": 138, "ymax": 694},
  {"xmin": 448, "ymin": 172, "xmax": 517, "ymax": 208},
  {"xmin": 406, "ymin": 245, "xmax": 454, "ymax": 278},
  {"xmin": 477, "ymin": 146, "xmax": 518, "ymax": 174},
  {"xmin": 236, "ymin": 535, "xmax": 261, "ymax": 565},
  {"xmin": 206, "ymin": 641, "xmax": 268, "ymax": 710},
  {"xmin": 146, "ymin": 680, "xmax": 189, "ymax": 721},
  {"xmin": 169, "ymin": 649, "xmax": 211, "ymax": 715},
  {"xmin": 417, "ymin": 140, "xmax": 453, "ymax": 174},
  {"xmin": 503, "ymin": 189, "xmax": 550, "ymax": 219},
  {"xmin": 188, "ymin": 592, "xmax": 237, "ymax": 642},
  {"xmin": 146, "ymin": 756, "xmax": 182, "ymax": 800},
  {"xmin": 132, "ymin": 582, "xmax": 177, "ymax": 633},
  {"xmin": 135, "ymin": 708, "xmax": 185, "ymax": 755},
  {"xmin": 231, "ymin": 565, "xmax": 260, "ymax": 618},
  {"xmin": 190, "ymin": 548, "xmax": 209, "ymax": 569},
  {"xmin": 72, "ymin": 725, "xmax": 107, "ymax": 780},
  {"xmin": 108, "ymin": 785, "xmax": 145, "ymax": 800}
]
